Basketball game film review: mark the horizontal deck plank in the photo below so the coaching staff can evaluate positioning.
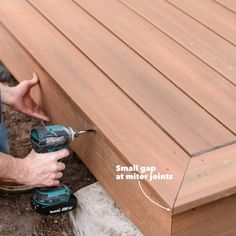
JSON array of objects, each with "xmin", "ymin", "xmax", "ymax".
[
  {"xmin": 166, "ymin": 0, "xmax": 236, "ymax": 45},
  {"xmin": 0, "ymin": 0, "xmax": 190, "ymax": 207},
  {"xmin": 215, "ymin": 0, "xmax": 236, "ymax": 13},
  {"xmin": 27, "ymin": 0, "xmax": 236, "ymax": 156},
  {"xmin": 121, "ymin": 0, "xmax": 236, "ymax": 84},
  {"xmin": 75, "ymin": 0, "xmax": 236, "ymax": 137}
]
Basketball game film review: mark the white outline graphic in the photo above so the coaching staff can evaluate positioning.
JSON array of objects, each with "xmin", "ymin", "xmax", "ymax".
[{"xmin": 138, "ymin": 180, "xmax": 171, "ymax": 212}]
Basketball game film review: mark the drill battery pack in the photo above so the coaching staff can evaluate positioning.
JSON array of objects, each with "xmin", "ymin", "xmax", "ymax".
[
  {"xmin": 31, "ymin": 185, "xmax": 78, "ymax": 215},
  {"xmin": 31, "ymin": 193, "xmax": 77, "ymax": 215}
]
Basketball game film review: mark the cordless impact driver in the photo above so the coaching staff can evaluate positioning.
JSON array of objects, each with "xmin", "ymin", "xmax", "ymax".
[{"xmin": 30, "ymin": 125, "xmax": 94, "ymax": 215}]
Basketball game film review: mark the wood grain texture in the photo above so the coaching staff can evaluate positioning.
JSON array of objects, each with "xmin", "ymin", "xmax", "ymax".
[
  {"xmin": 1, "ymin": 1, "xmax": 236, "ymax": 235},
  {"xmin": 121, "ymin": 0, "xmax": 236, "ymax": 84},
  {"xmin": 0, "ymin": 0, "xmax": 190, "ymax": 208},
  {"xmin": 174, "ymin": 144, "xmax": 236, "ymax": 214},
  {"xmin": 75, "ymin": 0, "xmax": 236, "ymax": 136},
  {"xmin": 166, "ymin": 0, "xmax": 236, "ymax": 45},
  {"xmin": 0, "ymin": 23, "xmax": 173, "ymax": 235},
  {"xmin": 215, "ymin": 0, "xmax": 236, "ymax": 13},
  {"xmin": 172, "ymin": 194, "xmax": 236, "ymax": 236},
  {"xmin": 27, "ymin": 0, "xmax": 236, "ymax": 157}
]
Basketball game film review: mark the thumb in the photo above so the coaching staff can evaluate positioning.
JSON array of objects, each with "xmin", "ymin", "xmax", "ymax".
[
  {"xmin": 18, "ymin": 73, "xmax": 39, "ymax": 92},
  {"xmin": 27, "ymin": 72, "xmax": 39, "ymax": 88},
  {"xmin": 22, "ymin": 73, "xmax": 39, "ymax": 90}
]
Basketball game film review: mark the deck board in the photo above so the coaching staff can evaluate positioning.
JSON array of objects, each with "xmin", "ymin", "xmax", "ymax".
[
  {"xmin": 121, "ymin": 0, "xmax": 236, "ymax": 84},
  {"xmin": 166, "ymin": 0, "xmax": 236, "ymax": 45},
  {"xmin": 27, "ymin": 0, "xmax": 235, "ymax": 156},
  {"xmin": 215, "ymin": 0, "xmax": 236, "ymax": 13}
]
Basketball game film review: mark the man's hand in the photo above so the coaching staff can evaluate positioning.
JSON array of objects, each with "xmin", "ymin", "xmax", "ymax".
[
  {"xmin": 18, "ymin": 149, "xmax": 70, "ymax": 187},
  {"xmin": 0, "ymin": 149, "xmax": 69, "ymax": 187},
  {"xmin": 1, "ymin": 73, "xmax": 50, "ymax": 122}
]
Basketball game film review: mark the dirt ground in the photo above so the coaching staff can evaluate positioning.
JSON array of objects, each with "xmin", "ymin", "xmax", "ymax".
[{"xmin": 0, "ymin": 76, "xmax": 96, "ymax": 236}]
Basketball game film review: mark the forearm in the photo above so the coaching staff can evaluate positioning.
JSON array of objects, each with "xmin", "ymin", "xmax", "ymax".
[{"xmin": 0, "ymin": 152, "xmax": 24, "ymax": 183}]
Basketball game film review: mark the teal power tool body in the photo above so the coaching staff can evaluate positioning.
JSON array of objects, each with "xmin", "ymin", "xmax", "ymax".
[{"xmin": 30, "ymin": 125, "xmax": 94, "ymax": 215}]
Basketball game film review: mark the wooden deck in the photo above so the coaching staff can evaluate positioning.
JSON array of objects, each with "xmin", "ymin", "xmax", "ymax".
[{"xmin": 0, "ymin": 0, "xmax": 235, "ymax": 235}]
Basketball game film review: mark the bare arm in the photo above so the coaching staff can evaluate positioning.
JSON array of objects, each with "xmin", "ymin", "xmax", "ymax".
[
  {"xmin": 0, "ymin": 149, "xmax": 69, "ymax": 187},
  {"xmin": 0, "ymin": 152, "xmax": 22, "ymax": 183}
]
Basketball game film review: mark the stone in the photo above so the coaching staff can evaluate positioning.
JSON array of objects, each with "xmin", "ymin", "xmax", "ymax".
[{"xmin": 70, "ymin": 182, "xmax": 143, "ymax": 236}]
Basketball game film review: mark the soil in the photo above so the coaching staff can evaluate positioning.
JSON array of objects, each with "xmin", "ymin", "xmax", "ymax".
[{"xmin": 0, "ymin": 76, "xmax": 96, "ymax": 236}]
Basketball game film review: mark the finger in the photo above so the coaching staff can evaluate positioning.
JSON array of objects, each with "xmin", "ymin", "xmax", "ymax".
[
  {"xmin": 56, "ymin": 162, "xmax": 66, "ymax": 171},
  {"xmin": 31, "ymin": 109, "xmax": 51, "ymax": 122},
  {"xmin": 54, "ymin": 149, "xmax": 70, "ymax": 161},
  {"xmin": 23, "ymin": 73, "xmax": 39, "ymax": 89},
  {"xmin": 33, "ymin": 105, "xmax": 51, "ymax": 122},
  {"xmin": 24, "ymin": 102, "xmax": 50, "ymax": 122},
  {"xmin": 49, "ymin": 180, "xmax": 60, "ymax": 187},
  {"xmin": 54, "ymin": 172, "xmax": 63, "ymax": 180},
  {"xmin": 32, "ymin": 72, "xmax": 38, "ymax": 80},
  {"xmin": 23, "ymin": 108, "xmax": 50, "ymax": 122},
  {"xmin": 43, "ymin": 148, "xmax": 69, "ymax": 160},
  {"xmin": 30, "ymin": 72, "xmax": 38, "ymax": 85},
  {"xmin": 45, "ymin": 180, "xmax": 60, "ymax": 187}
]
